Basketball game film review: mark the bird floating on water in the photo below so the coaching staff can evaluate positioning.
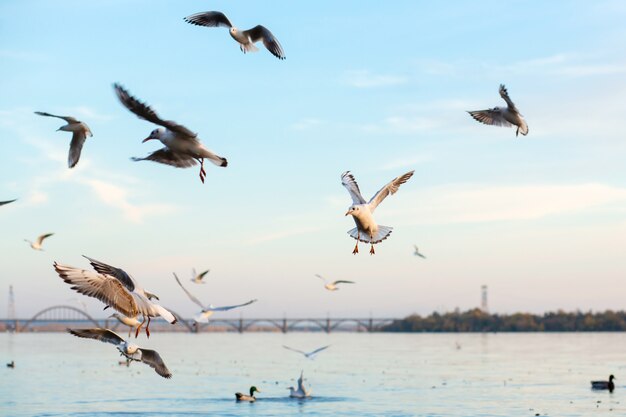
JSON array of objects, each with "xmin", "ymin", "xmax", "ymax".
[
  {"xmin": 235, "ymin": 386, "xmax": 260, "ymax": 402},
  {"xmin": 282, "ymin": 345, "xmax": 330, "ymax": 360},
  {"xmin": 6, "ymin": 361, "xmax": 15, "ymax": 368},
  {"xmin": 35, "ymin": 111, "xmax": 93, "ymax": 168},
  {"xmin": 113, "ymin": 83, "xmax": 227, "ymax": 184},
  {"xmin": 467, "ymin": 84, "xmax": 528, "ymax": 137},
  {"xmin": 342, "ymin": 170, "xmax": 414, "ymax": 255},
  {"xmin": 184, "ymin": 11, "xmax": 285, "ymax": 60},
  {"xmin": 0, "ymin": 199, "xmax": 17, "ymax": 207},
  {"xmin": 591, "ymin": 375, "xmax": 615, "ymax": 392},
  {"xmin": 315, "ymin": 274, "xmax": 355, "ymax": 291},
  {"xmin": 191, "ymin": 268, "xmax": 210, "ymax": 284},
  {"xmin": 54, "ymin": 256, "xmax": 176, "ymax": 337},
  {"xmin": 68, "ymin": 328, "xmax": 172, "ymax": 378},
  {"xmin": 288, "ymin": 370, "xmax": 312, "ymax": 398},
  {"xmin": 25, "ymin": 233, "xmax": 54, "ymax": 251},
  {"xmin": 413, "ymin": 245, "xmax": 426, "ymax": 259}
]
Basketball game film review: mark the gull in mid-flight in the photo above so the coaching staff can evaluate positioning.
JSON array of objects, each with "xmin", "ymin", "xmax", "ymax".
[
  {"xmin": 109, "ymin": 313, "xmax": 142, "ymax": 337},
  {"xmin": 54, "ymin": 256, "xmax": 176, "ymax": 337},
  {"xmin": 35, "ymin": 111, "xmax": 93, "ymax": 168},
  {"xmin": 184, "ymin": 11, "xmax": 285, "ymax": 60},
  {"xmin": 191, "ymin": 268, "xmax": 210, "ymax": 284},
  {"xmin": 282, "ymin": 345, "xmax": 330, "ymax": 360},
  {"xmin": 315, "ymin": 274, "xmax": 355, "ymax": 291},
  {"xmin": 25, "ymin": 233, "xmax": 54, "ymax": 251},
  {"xmin": 174, "ymin": 273, "xmax": 257, "ymax": 323},
  {"xmin": 467, "ymin": 84, "xmax": 528, "ymax": 137},
  {"xmin": 0, "ymin": 199, "xmax": 17, "ymax": 206},
  {"xmin": 342, "ymin": 170, "xmax": 414, "ymax": 255},
  {"xmin": 288, "ymin": 370, "xmax": 312, "ymax": 398},
  {"xmin": 113, "ymin": 83, "xmax": 227, "ymax": 184},
  {"xmin": 67, "ymin": 328, "xmax": 172, "ymax": 378},
  {"xmin": 413, "ymin": 245, "xmax": 426, "ymax": 259}
]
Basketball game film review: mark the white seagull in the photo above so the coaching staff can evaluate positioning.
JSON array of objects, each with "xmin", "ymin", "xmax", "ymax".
[
  {"xmin": 0, "ymin": 199, "xmax": 17, "ymax": 206},
  {"xmin": 109, "ymin": 313, "xmax": 142, "ymax": 337},
  {"xmin": 54, "ymin": 256, "xmax": 176, "ymax": 337},
  {"xmin": 342, "ymin": 170, "xmax": 414, "ymax": 255},
  {"xmin": 67, "ymin": 328, "xmax": 172, "ymax": 378},
  {"xmin": 288, "ymin": 370, "xmax": 312, "ymax": 398},
  {"xmin": 25, "ymin": 233, "xmax": 54, "ymax": 251},
  {"xmin": 184, "ymin": 11, "xmax": 285, "ymax": 60},
  {"xmin": 467, "ymin": 84, "xmax": 528, "ymax": 137},
  {"xmin": 282, "ymin": 345, "xmax": 330, "ymax": 360},
  {"xmin": 35, "ymin": 111, "xmax": 93, "ymax": 168},
  {"xmin": 173, "ymin": 273, "xmax": 257, "ymax": 323},
  {"xmin": 315, "ymin": 274, "xmax": 355, "ymax": 291},
  {"xmin": 191, "ymin": 268, "xmax": 210, "ymax": 284},
  {"xmin": 113, "ymin": 83, "xmax": 227, "ymax": 184},
  {"xmin": 413, "ymin": 245, "xmax": 426, "ymax": 259}
]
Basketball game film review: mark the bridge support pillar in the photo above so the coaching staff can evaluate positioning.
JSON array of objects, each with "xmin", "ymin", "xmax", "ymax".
[
  {"xmin": 282, "ymin": 318, "xmax": 287, "ymax": 333},
  {"xmin": 325, "ymin": 318, "xmax": 331, "ymax": 333},
  {"xmin": 238, "ymin": 318, "xmax": 243, "ymax": 333}
]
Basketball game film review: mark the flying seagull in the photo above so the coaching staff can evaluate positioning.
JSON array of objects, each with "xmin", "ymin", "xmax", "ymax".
[
  {"xmin": 413, "ymin": 245, "xmax": 426, "ymax": 259},
  {"xmin": 25, "ymin": 233, "xmax": 54, "ymax": 251},
  {"xmin": 0, "ymin": 199, "xmax": 17, "ymax": 206},
  {"xmin": 184, "ymin": 11, "xmax": 285, "ymax": 60},
  {"xmin": 288, "ymin": 370, "xmax": 312, "ymax": 398},
  {"xmin": 467, "ymin": 84, "xmax": 528, "ymax": 137},
  {"xmin": 67, "ymin": 328, "xmax": 172, "ymax": 378},
  {"xmin": 282, "ymin": 345, "xmax": 330, "ymax": 360},
  {"xmin": 109, "ymin": 313, "xmax": 142, "ymax": 337},
  {"xmin": 54, "ymin": 256, "xmax": 176, "ymax": 337},
  {"xmin": 35, "ymin": 111, "xmax": 93, "ymax": 168},
  {"xmin": 173, "ymin": 273, "xmax": 257, "ymax": 323},
  {"xmin": 113, "ymin": 83, "xmax": 227, "ymax": 183},
  {"xmin": 191, "ymin": 268, "xmax": 210, "ymax": 284},
  {"xmin": 315, "ymin": 274, "xmax": 355, "ymax": 291},
  {"xmin": 342, "ymin": 170, "xmax": 414, "ymax": 255}
]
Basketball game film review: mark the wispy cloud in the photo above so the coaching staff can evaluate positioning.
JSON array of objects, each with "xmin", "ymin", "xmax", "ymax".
[
  {"xmin": 380, "ymin": 154, "xmax": 433, "ymax": 171},
  {"xmin": 247, "ymin": 226, "xmax": 321, "ymax": 245},
  {"xmin": 290, "ymin": 117, "xmax": 324, "ymax": 131},
  {"xmin": 344, "ymin": 70, "xmax": 407, "ymax": 88}
]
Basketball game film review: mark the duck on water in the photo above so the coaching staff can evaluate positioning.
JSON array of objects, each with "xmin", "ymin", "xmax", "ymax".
[{"xmin": 591, "ymin": 375, "xmax": 615, "ymax": 392}]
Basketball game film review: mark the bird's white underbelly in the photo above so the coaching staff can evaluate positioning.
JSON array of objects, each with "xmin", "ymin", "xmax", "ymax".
[{"xmin": 354, "ymin": 211, "xmax": 378, "ymax": 236}]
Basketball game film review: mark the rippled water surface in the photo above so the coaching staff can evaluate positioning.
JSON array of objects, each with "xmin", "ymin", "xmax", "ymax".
[{"xmin": 1, "ymin": 332, "xmax": 625, "ymax": 416}]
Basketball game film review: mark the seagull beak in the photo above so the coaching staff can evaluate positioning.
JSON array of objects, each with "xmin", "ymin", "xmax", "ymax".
[
  {"xmin": 142, "ymin": 137, "xmax": 154, "ymax": 143},
  {"xmin": 344, "ymin": 210, "xmax": 350, "ymax": 216}
]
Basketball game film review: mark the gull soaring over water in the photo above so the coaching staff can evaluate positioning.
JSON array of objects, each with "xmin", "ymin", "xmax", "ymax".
[
  {"xmin": 288, "ymin": 370, "xmax": 312, "ymax": 398},
  {"xmin": 113, "ymin": 83, "xmax": 227, "ymax": 183},
  {"xmin": 35, "ymin": 111, "xmax": 93, "ymax": 168},
  {"xmin": 68, "ymin": 328, "xmax": 172, "ymax": 378},
  {"xmin": 413, "ymin": 245, "xmax": 426, "ymax": 259},
  {"xmin": 467, "ymin": 84, "xmax": 528, "ymax": 137},
  {"xmin": 282, "ymin": 345, "xmax": 330, "ymax": 360},
  {"xmin": 191, "ymin": 268, "xmax": 210, "ymax": 284},
  {"xmin": 0, "ymin": 199, "xmax": 17, "ymax": 206},
  {"xmin": 109, "ymin": 313, "xmax": 142, "ymax": 337},
  {"xmin": 54, "ymin": 256, "xmax": 176, "ymax": 337},
  {"xmin": 315, "ymin": 274, "xmax": 355, "ymax": 291},
  {"xmin": 342, "ymin": 170, "xmax": 414, "ymax": 254},
  {"xmin": 25, "ymin": 233, "xmax": 54, "ymax": 251},
  {"xmin": 184, "ymin": 11, "xmax": 285, "ymax": 60},
  {"xmin": 173, "ymin": 273, "xmax": 257, "ymax": 323}
]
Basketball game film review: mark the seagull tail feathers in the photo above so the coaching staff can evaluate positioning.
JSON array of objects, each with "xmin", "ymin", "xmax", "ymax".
[{"xmin": 347, "ymin": 226, "xmax": 393, "ymax": 244}]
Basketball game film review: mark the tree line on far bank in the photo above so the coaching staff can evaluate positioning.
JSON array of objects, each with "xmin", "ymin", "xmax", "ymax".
[{"xmin": 382, "ymin": 308, "xmax": 626, "ymax": 332}]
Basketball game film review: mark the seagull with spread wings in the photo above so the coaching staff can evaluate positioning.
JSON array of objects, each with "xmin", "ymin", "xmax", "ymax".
[
  {"xmin": 191, "ymin": 268, "xmax": 210, "ymax": 284},
  {"xmin": 413, "ymin": 245, "xmax": 426, "ymax": 259},
  {"xmin": 173, "ymin": 273, "xmax": 257, "ymax": 323},
  {"xmin": 184, "ymin": 11, "xmax": 285, "ymax": 60},
  {"xmin": 67, "ymin": 328, "xmax": 172, "ymax": 378},
  {"xmin": 35, "ymin": 111, "xmax": 93, "ymax": 168},
  {"xmin": 467, "ymin": 84, "xmax": 528, "ymax": 137},
  {"xmin": 282, "ymin": 345, "xmax": 330, "ymax": 360},
  {"xmin": 54, "ymin": 256, "xmax": 176, "ymax": 337},
  {"xmin": 0, "ymin": 199, "xmax": 17, "ymax": 206},
  {"xmin": 315, "ymin": 274, "xmax": 355, "ymax": 291},
  {"xmin": 342, "ymin": 170, "xmax": 414, "ymax": 255},
  {"xmin": 113, "ymin": 83, "xmax": 227, "ymax": 183},
  {"xmin": 25, "ymin": 233, "xmax": 54, "ymax": 251}
]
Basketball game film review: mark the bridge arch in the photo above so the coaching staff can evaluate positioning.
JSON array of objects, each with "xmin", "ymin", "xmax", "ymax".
[{"xmin": 20, "ymin": 305, "xmax": 100, "ymax": 332}]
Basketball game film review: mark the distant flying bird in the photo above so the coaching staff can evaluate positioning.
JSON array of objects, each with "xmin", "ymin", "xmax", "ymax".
[
  {"xmin": 24, "ymin": 233, "xmax": 54, "ymax": 251},
  {"xmin": 342, "ymin": 170, "xmax": 414, "ymax": 255},
  {"xmin": 113, "ymin": 83, "xmax": 227, "ymax": 184},
  {"xmin": 109, "ymin": 313, "xmax": 142, "ymax": 337},
  {"xmin": 591, "ymin": 375, "xmax": 616, "ymax": 392},
  {"xmin": 34, "ymin": 111, "xmax": 93, "ymax": 168},
  {"xmin": 282, "ymin": 345, "xmax": 330, "ymax": 360},
  {"xmin": 191, "ymin": 268, "xmax": 210, "ymax": 284},
  {"xmin": 173, "ymin": 273, "xmax": 257, "ymax": 323},
  {"xmin": 235, "ymin": 386, "xmax": 260, "ymax": 402},
  {"xmin": 54, "ymin": 256, "xmax": 176, "ymax": 337},
  {"xmin": 184, "ymin": 11, "xmax": 285, "ymax": 60},
  {"xmin": 413, "ymin": 245, "xmax": 426, "ymax": 259},
  {"xmin": 315, "ymin": 274, "xmax": 355, "ymax": 291},
  {"xmin": 0, "ymin": 199, "xmax": 17, "ymax": 206},
  {"xmin": 467, "ymin": 84, "xmax": 528, "ymax": 137},
  {"xmin": 288, "ymin": 370, "xmax": 312, "ymax": 398},
  {"xmin": 67, "ymin": 328, "xmax": 172, "ymax": 378}
]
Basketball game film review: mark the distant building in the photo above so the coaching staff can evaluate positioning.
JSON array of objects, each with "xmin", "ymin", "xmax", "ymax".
[{"xmin": 481, "ymin": 285, "xmax": 488, "ymax": 313}]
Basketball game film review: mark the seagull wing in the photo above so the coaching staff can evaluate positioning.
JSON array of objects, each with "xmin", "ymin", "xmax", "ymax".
[
  {"xmin": 197, "ymin": 269, "xmax": 210, "ymax": 281},
  {"xmin": 173, "ymin": 273, "xmax": 206, "ymax": 309},
  {"xmin": 54, "ymin": 262, "xmax": 139, "ymax": 317},
  {"xmin": 68, "ymin": 328, "xmax": 125, "ymax": 345},
  {"xmin": 0, "ymin": 199, "xmax": 16, "ymax": 206},
  {"xmin": 34, "ymin": 111, "xmax": 79, "ymax": 124},
  {"xmin": 243, "ymin": 25, "xmax": 285, "ymax": 60},
  {"xmin": 368, "ymin": 171, "xmax": 414, "ymax": 212},
  {"xmin": 207, "ymin": 299, "xmax": 257, "ymax": 312},
  {"xmin": 131, "ymin": 149, "xmax": 198, "ymax": 168},
  {"xmin": 113, "ymin": 83, "xmax": 197, "ymax": 138},
  {"xmin": 341, "ymin": 171, "xmax": 366, "ymax": 205},
  {"xmin": 36, "ymin": 233, "xmax": 54, "ymax": 246},
  {"xmin": 499, "ymin": 84, "xmax": 517, "ymax": 111},
  {"xmin": 282, "ymin": 345, "xmax": 307, "ymax": 356},
  {"xmin": 308, "ymin": 345, "xmax": 330, "ymax": 356},
  {"xmin": 315, "ymin": 274, "xmax": 327, "ymax": 284},
  {"xmin": 83, "ymin": 256, "xmax": 136, "ymax": 292},
  {"xmin": 183, "ymin": 11, "xmax": 233, "ymax": 28},
  {"xmin": 68, "ymin": 129, "xmax": 88, "ymax": 168},
  {"xmin": 333, "ymin": 280, "xmax": 355, "ymax": 285},
  {"xmin": 467, "ymin": 109, "xmax": 513, "ymax": 128},
  {"xmin": 139, "ymin": 348, "xmax": 172, "ymax": 379}
]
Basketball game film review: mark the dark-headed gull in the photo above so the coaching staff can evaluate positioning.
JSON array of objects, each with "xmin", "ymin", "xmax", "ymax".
[
  {"xmin": 467, "ymin": 84, "xmax": 528, "ymax": 137},
  {"xmin": 24, "ymin": 233, "xmax": 53, "ymax": 251},
  {"xmin": 191, "ymin": 268, "xmax": 210, "ymax": 284},
  {"xmin": 413, "ymin": 245, "xmax": 426, "ymax": 259},
  {"xmin": 184, "ymin": 11, "xmax": 285, "ymax": 60},
  {"xmin": 315, "ymin": 274, "xmax": 355, "ymax": 291},
  {"xmin": 0, "ymin": 199, "xmax": 17, "ymax": 206},
  {"xmin": 342, "ymin": 170, "xmax": 414, "ymax": 255},
  {"xmin": 288, "ymin": 370, "xmax": 312, "ymax": 398},
  {"xmin": 35, "ymin": 111, "xmax": 93, "ymax": 168},
  {"xmin": 282, "ymin": 345, "xmax": 330, "ymax": 360},
  {"xmin": 113, "ymin": 83, "xmax": 227, "ymax": 183},
  {"xmin": 54, "ymin": 256, "xmax": 177, "ymax": 337},
  {"xmin": 67, "ymin": 328, "xmax": 172, "ymax": 378}
]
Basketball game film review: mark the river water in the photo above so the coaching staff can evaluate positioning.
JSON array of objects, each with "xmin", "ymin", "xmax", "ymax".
[{"xmin": 1, "ymin": 332, "xmax": 623, "ymax": 416}]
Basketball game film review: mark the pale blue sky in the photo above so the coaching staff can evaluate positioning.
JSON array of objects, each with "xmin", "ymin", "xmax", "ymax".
[{"xmin": 2, "ymin": 1, "xmax": 626, "ymax": 319}]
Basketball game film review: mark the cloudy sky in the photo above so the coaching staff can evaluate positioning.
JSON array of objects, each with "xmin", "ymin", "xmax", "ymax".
[{"xmin": 2, "ymin": 0, "xmax": 626, "ymax": 319}]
